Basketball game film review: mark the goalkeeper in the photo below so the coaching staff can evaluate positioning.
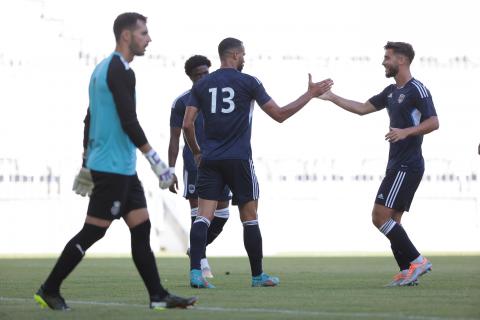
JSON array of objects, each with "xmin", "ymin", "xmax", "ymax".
[{"xmin": 34, "ymin": 12, "xmax": 196, "ymax": 311}]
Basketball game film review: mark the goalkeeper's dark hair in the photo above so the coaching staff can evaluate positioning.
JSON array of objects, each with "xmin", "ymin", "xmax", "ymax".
[
  {"xmin": 113, "ymin": 12, "xmax": 147, "ymax": 42},
  {"xmin": 384, "ymin": 41, "xmax": 415, "ymax": 64},
  {"xmin": 184, "ymin": 55, "xmax": 212, "ymax": 77}
]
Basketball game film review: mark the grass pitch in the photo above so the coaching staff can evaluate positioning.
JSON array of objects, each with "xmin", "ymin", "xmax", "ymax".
[{"xmin": 0, "ymin": 256, "xmax": 479, "ymax": 320}]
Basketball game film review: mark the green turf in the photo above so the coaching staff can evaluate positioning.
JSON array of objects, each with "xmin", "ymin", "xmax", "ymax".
[{"xmin": 0, "ymin": 256, "xmax": 479, "ymax": 320}]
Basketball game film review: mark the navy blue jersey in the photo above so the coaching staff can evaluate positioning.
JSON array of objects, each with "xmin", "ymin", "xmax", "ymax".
[
  {"xmin": 369, "ymin": 78, "xmax": 437, "ymax": 171},
  {"xmin": 170, "ymin": 90, "xmax": 205, "ymax": 170},
  {"xmin": 188, "ymin": 68, "xmax": 271, "ymax": 160}
]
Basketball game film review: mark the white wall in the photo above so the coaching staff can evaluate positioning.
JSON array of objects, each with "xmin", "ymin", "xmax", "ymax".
[{"xmin": 1, "ymin": 0, "xmax": 479, "ymax": 256}]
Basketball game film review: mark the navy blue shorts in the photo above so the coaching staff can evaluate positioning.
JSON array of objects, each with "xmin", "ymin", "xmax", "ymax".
[
  {"xmin": 182, "ymin": 166, "xmax": 231, "ymax": 201},
  {"xmin": 88, "ymin": 170, "xmax": 147, "ymax": 220},
  {"xmin": 375, "ymin": 169, "xmax": 423, "ymax": 212},
  {"xmin": 197, "ymin": 159, "xmax": 259, "ymax": 206}
]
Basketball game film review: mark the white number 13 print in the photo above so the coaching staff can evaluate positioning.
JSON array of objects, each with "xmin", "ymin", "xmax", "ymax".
[{"xmin": 209, "ymin": 87, "xmax": 235, "ymax": 114}]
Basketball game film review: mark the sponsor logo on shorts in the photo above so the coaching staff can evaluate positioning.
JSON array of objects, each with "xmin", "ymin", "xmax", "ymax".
[
  {"xmin": 111, "ymin": 201, "xmax": 121, "ymax": 216},
  {"xmin": 188, "ymin": 184, "xmax": 196, "ymax": 194},
  {"xmin": 377, "ymin": 193, "xmax": 384, "ymax": 200}
]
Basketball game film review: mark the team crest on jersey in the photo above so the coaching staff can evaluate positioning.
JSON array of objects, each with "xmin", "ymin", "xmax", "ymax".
[
  {"xmin": 188, "ymin": 184, "xmax": 196, "ymax": 194},
  {"xmin": 397, "ymin": 94, "xmax": 406, "ymax": 104},
  {"xmin": 388, "ymin": 93, "xmax": 393, "ymax": 98},
  {"xmin": 111, "ymin": 201, "xmax": 121, "ymax": 216}
]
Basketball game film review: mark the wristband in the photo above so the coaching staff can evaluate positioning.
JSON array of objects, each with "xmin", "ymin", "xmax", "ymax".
[{"xmin": 144, "ymin": 149, "xmax": 160, "ymax": 165}]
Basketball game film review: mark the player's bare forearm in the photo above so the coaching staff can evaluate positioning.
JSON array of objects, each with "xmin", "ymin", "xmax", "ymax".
[
  {"xmin": 320, "ymin": 91, "xmax": 375, "ymax": 116},
  {"xmin": 184, "ymin": 133, "xmax": 200, "ymax": 156},
  {"xmin": 168, "ymin": 127, "xmax": 181, "ymax": 167},
  {"xmin": 139, "ymin": 143, "xmax": 153, "ymax": 154},
  {"xmin": 276, "ymin": 76, "xmax": 333, "ymax": 121},
  {"xmin": 262, "ymin": 92, "xmax": 316, "ymax": 123},
  {"xmin": 182, "ymin": 106, "xmax": 201, "ymax": 156},
  {"xmin": 277, "ymin": 93, "xmax": 312, "ymax": 123},
  {"xmin": 262, "ymin": 76, "xmax": 333, "ymax": 123},
  {"xmin": 182, "ymin": 123, "xmax": 200, "ymax": 156},
  {"xmin": 404, "ymin": 116, "xmax": 439, "ymax": 137},
  {"xmin": 386, "ymin": 116, "xmax": 439, "ymax": 142}
]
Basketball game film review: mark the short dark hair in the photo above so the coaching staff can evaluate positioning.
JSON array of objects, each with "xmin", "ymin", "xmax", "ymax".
[
  {"xmin": 218, "ymin": 37, "xmax": 243, "ymax": 58},
  {"xmin": 113, "ymin": 12, "xmax": 147, "ymax": 41},
  {"xmin": 384, "ymin": 41, "xmax": 415, "ymax": 63},
  {"xmin": 184, "ymin": 55, "xmax": 211, "ymax": 76}
]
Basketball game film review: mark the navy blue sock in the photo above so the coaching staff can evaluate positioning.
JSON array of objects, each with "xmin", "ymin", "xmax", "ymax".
[
  {"xmin": 243, "ymin": 220, "xmax": 263, "ymax": 277},
  {"xmin": 190, "ymin": 207, "xmax": 198, "ymax": 225},
  {"xmin": 391, "ymin": 244, "xmax": 410, "ymax": 271},
  {"xmin": 190, "ymin": 217, "xmax": 209, "ymax": 270},
  {"xmin": 130, "ymin": 220, "xmax": 168, "ymax": 299},
  {"xmin": 380, "ymin": 219, "xmax": 420, "ymax": 263},
  {"xmin": 43, "ymin": 223, "xmax": 107, "ymax": 294},
  {"xmin": 207, "ymin": 216, "xmax": 228, "ymax": 245}
]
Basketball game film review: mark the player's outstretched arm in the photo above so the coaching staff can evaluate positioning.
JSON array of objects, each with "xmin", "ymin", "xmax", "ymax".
[
  {"xmin": 319, "ymin": 90, "xmax": 376, "ymax": 116},
  {"xmin": 182, "ymin": 106, "xmax": 201, "ymax": 165},
  {"xmin": 261, "ymin": 74, "xmax": 333, "ymax": 123}
]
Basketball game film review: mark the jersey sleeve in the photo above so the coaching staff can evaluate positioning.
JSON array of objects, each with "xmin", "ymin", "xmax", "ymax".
[
  {"xmin": 170, "ymin": 97, "xmax": 185, "ymax": 128},
  {"xmin": 251, "ymin": 77, "xmax": 271, "ymax": 106},
  {"xmin": 187, "ymin": 84, "xmax": 200, "ymax": 109},
  {"xmin": 414, "ymin": 87, "xmax": 437, "ymax": 120},
  {"xmin": 83, "ymin": 107, "xmax": 90, "ymax": 150},
  {"xmin": 107, "ymin": 56, "xmax": 148, "ymax": 148},
  {"xmin": 369, "ymin": 85, "xmax": 392, "ymax": 111}
]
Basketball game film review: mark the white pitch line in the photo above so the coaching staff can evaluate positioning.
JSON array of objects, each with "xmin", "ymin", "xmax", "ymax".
[{"xmin": 1, "ymin": 296, "xmax": 477, "ymax": 320}]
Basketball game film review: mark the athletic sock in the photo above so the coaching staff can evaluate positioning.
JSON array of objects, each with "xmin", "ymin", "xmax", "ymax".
[
  {"xmin": 200, "ymin": 258, "xmax": 210, "ymax": 270},
  {"xmin": 130, "ymin": 220, "xmax": 168, "ymax": 299},
  {"xmin": 190, "ymin": 216, "xmax": 209, "ymax": 270},
  {"xmin": 190, "ymin": 207, "xmax": 198, "ymax": 225},
  {"xmin": 411, "ymin": 255, "xmax": 424, "ymax": 264},
  {"xmin": 390, "ymin": 243, "xmax": 410, "ymax": 271},
  {"xmin": 43, "ymin": 223, "xmax": 107, "ymax": 294},
  {"xmin": 380, "ymin": 218, "xmax": 420, "ymax": 263},
  {"xmin": 243, "ymin": 220, "xmax": 263, "ymax": 277},
  {"xmin": 206, "ymin": 208, "xmax": 229, "ymax": 245}
]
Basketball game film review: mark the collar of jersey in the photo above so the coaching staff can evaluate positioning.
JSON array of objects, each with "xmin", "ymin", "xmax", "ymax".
[{"xmin": 113, "ymin": 51, "xmax": 130, "ymax": 70}]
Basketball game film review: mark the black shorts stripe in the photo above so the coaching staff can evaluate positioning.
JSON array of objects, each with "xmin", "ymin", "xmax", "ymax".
[
  {"xmin": 385, "ymin": 171, "xmax": 406, "ymax": 207},
  {"xmin": 375, "ymin": 169, "xmax": 423, "ymax": 212}
]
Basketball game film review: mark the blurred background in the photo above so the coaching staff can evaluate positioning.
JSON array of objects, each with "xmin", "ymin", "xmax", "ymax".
[{"xmin": 1, "ymin": 0, "xmax": 479, "ymax": 256}]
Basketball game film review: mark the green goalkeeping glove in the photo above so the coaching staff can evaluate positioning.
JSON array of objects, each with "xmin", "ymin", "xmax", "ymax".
[{"xmin": 72, "ymin": 167, "xmax": 93, "ymax": 197}]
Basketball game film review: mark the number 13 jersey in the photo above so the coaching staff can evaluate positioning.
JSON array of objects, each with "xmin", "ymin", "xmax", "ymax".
[{"xmin": 188, "ymin": 68, "xmax": 271, "ymax": 161}]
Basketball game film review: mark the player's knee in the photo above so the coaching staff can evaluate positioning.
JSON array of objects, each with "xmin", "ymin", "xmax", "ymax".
[
  {"xmin": 372, "ymin": 215, "xmax": 383, "ymax": 229},
  {"xmin": 371, "ymin": 209, "xmax": 390, "ymax": 229},
  {"xmin": 85, "ymin": 223, "xmax": 108, "ymax": 239},
  {"xmin": 130, "ymin": 219, "xmax": 151, "ymax": 247},
  {"xmin": 74, "ymin": 223, "xmax": 108, "ymax": 254}
]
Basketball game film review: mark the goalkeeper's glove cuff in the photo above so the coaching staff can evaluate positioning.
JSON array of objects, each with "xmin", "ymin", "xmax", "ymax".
[{"xmin": 144, "ymin": 149, "xmax": 161, "ymax": 166}]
